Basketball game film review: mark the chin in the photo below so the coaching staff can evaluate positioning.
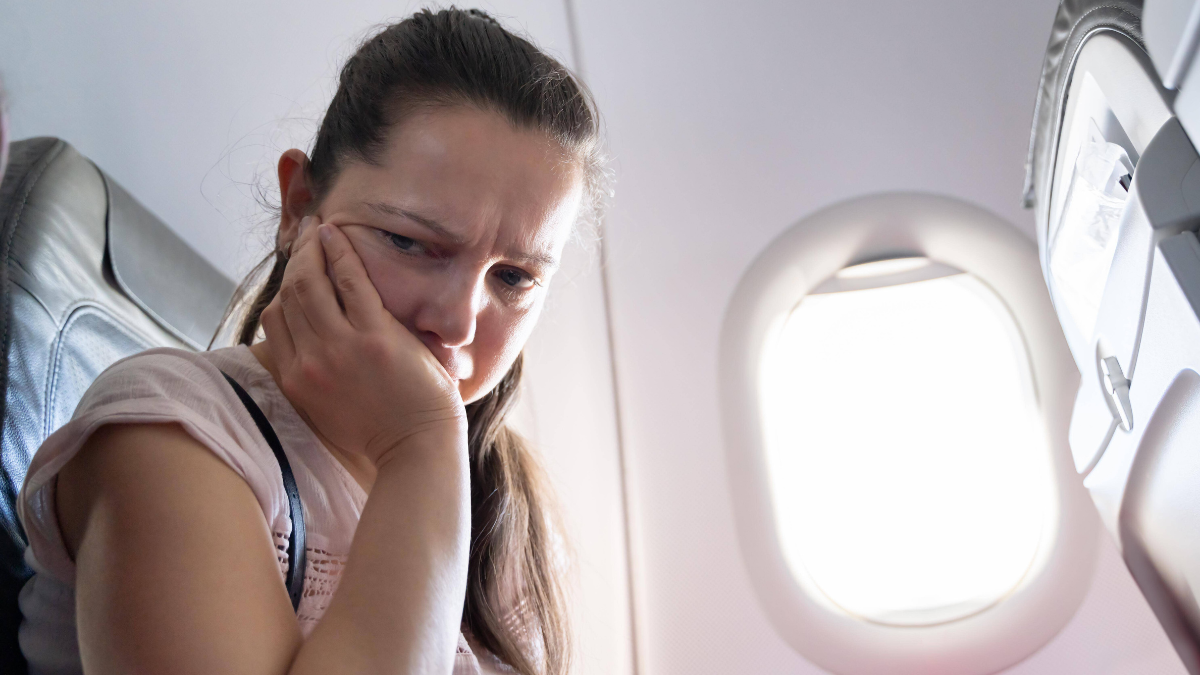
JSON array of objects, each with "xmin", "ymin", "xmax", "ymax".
[
  {"xmin": 460, "ymin": 374, "xmax": 505, "ymax": 405},
  {"xmin": 460, "ymin": 382, "xmax": 484, "ymax": 405}
]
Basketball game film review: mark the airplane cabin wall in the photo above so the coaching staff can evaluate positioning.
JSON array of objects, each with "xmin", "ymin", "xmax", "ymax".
[{"xmin": 567, "ymin": 0, "xmax": 1189, "ymax": 673}]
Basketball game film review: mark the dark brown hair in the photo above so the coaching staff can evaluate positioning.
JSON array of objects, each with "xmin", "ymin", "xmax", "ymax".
[{"xmin": 232, "ymin": 8, "xmax": 606, "ymax": 675}]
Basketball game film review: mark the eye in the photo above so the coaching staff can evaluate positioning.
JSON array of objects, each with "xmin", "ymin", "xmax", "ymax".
[
  {"xmin": 495, "ymin": 267, "xmax": 538, "ymax": 290},
  {"xmin": 381, "ymin": 230, "xmax": 428, "ymax": 256}
]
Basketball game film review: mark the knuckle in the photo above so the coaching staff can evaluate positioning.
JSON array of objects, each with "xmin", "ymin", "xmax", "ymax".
[
  {"xmin": 334, "ymin": 273, "xmax": 358, "ymax": 296},
  {"xmin": 298, "ymin": 357, "xmax": 327, "ymax": 389},
  {"xmin": 278, "ymin": 283, "xmax": 297, "ymax": 307},
  {"xmin": 325, "ymin": 241, "xmax": 347, "ymax": 262},
  {"xmin": 277, "ymin": 370, "xmax": 301, "ymax": 399},
  {"xmin": 290, "ymin": 275, "xmax": 314, "ymax": 297},
  {"xmin": 360, "ymin": 334, "xmax": 393, "ymax": 363}
]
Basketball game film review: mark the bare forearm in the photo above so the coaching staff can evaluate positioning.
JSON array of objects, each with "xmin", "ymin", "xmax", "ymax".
[{"xmin": 290, "ymin": 434, "xmax": 470, "ymax": 675}]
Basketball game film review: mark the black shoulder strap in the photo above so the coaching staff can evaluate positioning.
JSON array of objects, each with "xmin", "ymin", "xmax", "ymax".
[{"xmin": 220, "ymin": 371, "xmax": 307, "ymax": 613}]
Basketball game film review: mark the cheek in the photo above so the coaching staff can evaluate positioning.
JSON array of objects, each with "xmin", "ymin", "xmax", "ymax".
[
  {"xmin": 354, "ymin": 245, "xmax": 423, "ymax": 324},
  {"xmin": 462, "ymin": 302, "xmax": 545, "ymax": 402}
]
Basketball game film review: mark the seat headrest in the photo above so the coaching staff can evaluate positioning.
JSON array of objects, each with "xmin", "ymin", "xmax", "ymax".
[{"xmin": 103, "ymin": 174, "xmax": 235, "ymax": 349}]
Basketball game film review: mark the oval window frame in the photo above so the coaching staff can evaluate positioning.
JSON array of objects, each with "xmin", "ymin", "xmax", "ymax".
[{"xmin": 718, "ymin": 193, "xmax": 1099, "ymax": 675}]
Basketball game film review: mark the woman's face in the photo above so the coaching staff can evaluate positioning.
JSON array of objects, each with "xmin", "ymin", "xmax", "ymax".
[{"xmin": 279, "ymin": 106, "xmax": 583, "ymax": 403}]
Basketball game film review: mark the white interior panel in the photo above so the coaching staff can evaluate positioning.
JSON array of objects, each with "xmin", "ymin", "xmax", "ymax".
[{"xmin": 570, "ymin": 0, "xmax": 1188, "ymax": 672}]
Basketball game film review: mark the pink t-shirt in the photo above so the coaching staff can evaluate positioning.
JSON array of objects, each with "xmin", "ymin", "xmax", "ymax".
[{"xmin": 17, "ymin": 345, "xmax": 499, "ymax": 675}]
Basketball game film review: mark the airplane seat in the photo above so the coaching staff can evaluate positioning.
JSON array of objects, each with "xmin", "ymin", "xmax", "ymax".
[
  {"xmin": 1029, "ymin": 0, "xmax": 1200, "ymax": 671},
  {"xmin": 0, "ymin": 137, "xmax": 235, "ymax": 674}
]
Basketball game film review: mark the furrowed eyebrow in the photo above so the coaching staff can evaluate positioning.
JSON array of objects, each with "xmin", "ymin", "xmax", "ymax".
[
  {"xmin": 365, "ymin": 200, "xmax": 558, "ymax": 271},
  {"xmin": 509, "ymin": 250, "xmax": 559, "ymax": 271},
  {"xmin": 365, "ymin": 201, "xmax": 465, "ymax": 244}
]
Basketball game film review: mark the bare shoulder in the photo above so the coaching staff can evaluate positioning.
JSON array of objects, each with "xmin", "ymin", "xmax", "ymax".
[{"xmin": 56, "ymin": 423, "xmax": 302, "ymax": 675}]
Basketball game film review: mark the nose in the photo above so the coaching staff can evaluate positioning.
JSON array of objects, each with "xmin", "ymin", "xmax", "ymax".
[{"xmin": 413, "ymin": 266, "xmax": 484, "ymax": 350}]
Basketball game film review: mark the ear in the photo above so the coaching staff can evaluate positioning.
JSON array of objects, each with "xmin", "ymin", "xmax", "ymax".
[{"xmin": 277, "ymin": 148, "xmax": 313, "ymax": 248}]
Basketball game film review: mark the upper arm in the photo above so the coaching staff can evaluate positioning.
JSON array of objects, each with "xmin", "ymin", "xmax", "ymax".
[{"xmin": 56, "ymin": 423, "xmax": 303, "ymax": 675}]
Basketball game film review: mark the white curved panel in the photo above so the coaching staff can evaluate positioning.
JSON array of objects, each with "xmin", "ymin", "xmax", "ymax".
[{"xmin": 719, "ymin": 193, "xmax": 1099, "ymax": 674}]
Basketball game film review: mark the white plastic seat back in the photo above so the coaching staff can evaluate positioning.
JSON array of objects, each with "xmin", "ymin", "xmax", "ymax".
[{"xmin": 1029, "ymin": 1, "xmax": 1200, "ymax": 670}]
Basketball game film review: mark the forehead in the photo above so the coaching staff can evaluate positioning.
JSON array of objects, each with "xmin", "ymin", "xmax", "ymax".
[{"xmin": 330, "ymin": 105, "xmax": 583, "ymax": 256}]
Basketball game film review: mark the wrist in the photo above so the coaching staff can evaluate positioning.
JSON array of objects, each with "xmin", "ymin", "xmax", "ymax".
[{"xmin": 371, "ymin": 417, "xmax": 467, "ymax": 473}]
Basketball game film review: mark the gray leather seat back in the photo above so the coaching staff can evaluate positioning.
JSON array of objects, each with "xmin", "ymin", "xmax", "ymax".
[{"xmin": 0, "ymin": 137, "xmax": 235, "ymax": 673}]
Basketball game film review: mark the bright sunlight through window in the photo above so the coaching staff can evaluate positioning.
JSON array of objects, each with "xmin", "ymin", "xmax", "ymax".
[{"xmin": 759, "ymin": 270, "xmax": 1055, "ymax": 626}]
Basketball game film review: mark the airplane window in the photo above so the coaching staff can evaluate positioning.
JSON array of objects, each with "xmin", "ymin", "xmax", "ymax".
[{"xmin": 758, "ymin": 267, "xmax": 1055, "ymax": 626}]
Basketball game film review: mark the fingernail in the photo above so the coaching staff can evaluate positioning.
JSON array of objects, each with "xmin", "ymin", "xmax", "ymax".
[{"xmin": 318, "ymin": 223, "xmax": 333, "ymax": 242}]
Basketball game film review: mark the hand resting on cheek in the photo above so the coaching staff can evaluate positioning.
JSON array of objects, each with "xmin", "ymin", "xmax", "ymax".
[{"xmin": 260, "ymin": 215, "xmax": 468, "ymax": 471}]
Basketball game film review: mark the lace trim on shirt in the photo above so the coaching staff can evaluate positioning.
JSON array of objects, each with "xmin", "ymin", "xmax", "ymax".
[
  {"xmin": 273, "ymin": 532, "xmax": 349, "ymax": 631},
  {"xmin": 297, "ymin": 547, "xmax": 349, "ymax": 629},
  {"xmin": 272, "ymin": 531, "xmax": 290, "ymax": 576},
  {"xmin": 275, "ymin": 531, "xmax": 501, "ymax": 675}
]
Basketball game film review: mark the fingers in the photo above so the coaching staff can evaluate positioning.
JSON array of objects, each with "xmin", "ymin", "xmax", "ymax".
[
  {"xmin": 318, "ymin": 223, "xmax": 386, "ymax": 329},
  {"xmin": 278, "ymin": 268, "xmax": 322, "ymax": 349},
  {"xmin": 259, "ymin": 295, "xmax": 295, "ymax": 364},
  {"xmin": 291, "ymin": 215, "xmax": 322, "ymax": 257},
  {"xmin": 283, "ymin": 216, "xmax": 348, "ymax": 339}
]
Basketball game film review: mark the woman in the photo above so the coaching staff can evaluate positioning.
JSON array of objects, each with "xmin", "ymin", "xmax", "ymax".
[{"xmin": 16, "ymin": 8, "xmax": 605, "ymax": 675}]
